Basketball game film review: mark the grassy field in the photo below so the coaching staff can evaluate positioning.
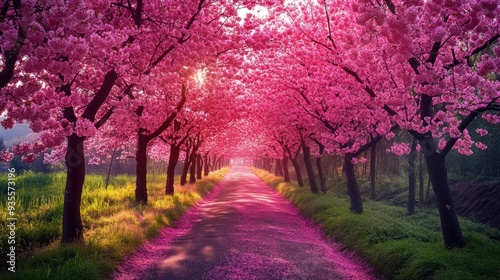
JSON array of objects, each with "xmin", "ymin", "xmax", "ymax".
[
  {"xmin": 253, "ymin": 168, "xmax": 500, "ymax": 280},
  {"xmin": 0, "ymin": 168, "xmax": 229, "ymax": 279}
]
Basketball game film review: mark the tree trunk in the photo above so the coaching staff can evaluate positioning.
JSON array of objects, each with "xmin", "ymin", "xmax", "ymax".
[
  {"xmin": 189, "ymin": 152, "xmax": 197, "ymax": 184},
  {"xmin": 62, "ymin": 134, "xmax": 86, "ymax": 243},
  {"xmin": 343, "ymin": 154, "xmax": 363, "ymax": 214},
  {"xmin": 426, "ymin": 175, "xmax": 431, "ymax": 202},
  {"xmin": 135, "ymin": 134, "xmax": 148, "ymax": 204},
  {"xmin": 290, "ymin": 157, "xmax": 303, "ymax": 187},
  {"xmin": 275, "ymin": 158, "xmax": 283, "ymax": 176},
  {"xmin": 264, "ymin": 158, "xmax": 272, "ymax": 173},
  {"xmin": 419, "ymin": 150, "xmax": 424, "ymax": 205},
  {"xmin": 302, "ymin": 141, "xmax": 318, "ymax": 193},
  {"xmin": 425, "ymin": 152, "xmax": 465, "ymax": 248},
  {"xmin": 408, "ymin": 138, "xmax": 417, "ymax": 215},
  {"xmin": 370, "ymin": 141, "xmax": 376, "ymax": 199},
  {"xmin": 105, "ymin": 147, "xmax": 117, "ymax": 189},
  {"xmin": 196, "ymin": 154, "xmax": 202, "ymax": 179},
  {"xmin": 418, "ymin": 92, "xmax": 465, "ymax": 248},
  {"xmin": 211, "ymin": 154, "xmax": 217, "ymax": 171},
  {"xmin": 316, "ymin": 155, "xmax": 326, "ymax": 193},
  {"xmin": 180, "ymin": 148, "xmax": 191, "ymax": 186},
  {"xmin": 362, "ymin": 150, "xmax": 368, "ymax": 175},
  {"xmin": 283, "ymin": 157, "xmax": 290, "ymax": 182},
  {"xmin": 165, "ymin": 144, "xmax": 180, "ymax": 195},
  {"xmin": 180, "ymin": 158, "xmax": 191, "ymax": 186},
  {"xmin": 316, "ymin": 144, "xmax": 327, "ymax": 193},
  {"xmin": 204, "ymin": 153, "xmax": 209, "ymax": 176},
  {"xmin": 181, "ymin": 160, "xmax": 190, "ymax": 185}
]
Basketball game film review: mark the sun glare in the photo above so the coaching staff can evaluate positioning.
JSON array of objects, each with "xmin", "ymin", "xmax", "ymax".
[{"xmin": 194, "ymin": 69, "xmax": 206, "ymax": 85}]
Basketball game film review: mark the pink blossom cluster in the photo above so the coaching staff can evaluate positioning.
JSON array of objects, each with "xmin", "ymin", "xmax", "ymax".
[
  {"xmin": 12, "ymin": 142, "xmax": 33, "ymax": 155},
  {"xmin": 0, "ymin": 150, "xmax": 14, "ymax": 162},
  {"xmin": 75, "ymin": 118, "xmax": 97, "ymax": 138},
  {"xmin": 386, "ymin": 142, "xmax": 411, "ymax": 156}
]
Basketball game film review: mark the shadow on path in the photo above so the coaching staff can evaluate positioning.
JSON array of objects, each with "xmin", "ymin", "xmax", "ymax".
[{"xmin": 113, "ymin": 166, "xmax": 380, "ymax": 280}]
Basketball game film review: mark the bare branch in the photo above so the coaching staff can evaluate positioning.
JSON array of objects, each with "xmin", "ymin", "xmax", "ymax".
[
  {"xmin": 384, "ymin": 0, "xmax": 396, "ymax": 15},
  {"xmin": 322, "ymin": 0, "xmax": 337, "ymax": 49}
]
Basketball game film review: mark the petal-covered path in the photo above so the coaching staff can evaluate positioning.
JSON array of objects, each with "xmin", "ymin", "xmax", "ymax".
[{"xmin": 114, "ymin": 166, "xmax": 380, "ymax": 280}]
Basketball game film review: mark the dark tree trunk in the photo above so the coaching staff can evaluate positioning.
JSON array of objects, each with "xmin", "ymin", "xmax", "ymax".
[
  {"xmin": 426, "ymin": 176, "xmax": 431, "ymax": 202},
  {"xmin": 362, "ymin": 150, "xmax": 368, "ymax": 175},
  {"xmin": 211, "ymin": 154, "xmax": 217, "ymax": 171},
  {"xmin": 275, "ymin": 158, "xmax": 283, "ymax": 176},
  {"xmin": 62, "ymin": 134, "xmax": 86, "ymax": 243},
  {"xmin": 189, "ymin": 152, "xmax": 197, "ymax": 184},
  {"xmin": 204, "ymin": 153, "xmax": 209, "ymax": 176},
  {"xmin": 60, "ymin": 70, "xmax": 118, "ymax": 243},
  {"xmin": 105, "ymin": 147, "xmax": 117, "ymax": 189},
  {"xmin": 196, "ymin": 154, "xmax": 202, "ymax": 179},
  {"xmin": 315, "ymin": 144, "xmax": 327, "ymax": 193},
  {"xmin": 418, "ymin": 92, "xmax": 465, "ymax": 248},
  {"xmin": 316, "ymin": 155, "xmax": 326, "ymax": 193},
  {"xmin": 180, "ymin": 162, "xmax": 190, "ymax": 185},
  {"xmin": 134, "ymin": 84, "xmax": 185, "ymax": 203},
  {"xmin": 370, "ymin": 141, "xmax": 376, "ymax": 199},
  {"xmin": 263, "ymin": 158, "xmax": 272, "ymax": 173},
  {"xmin": 283, "ymin": 157, "xmax": 290, "ymax": 182},
  {"xmin": 425, "ymin": 152, "xmax": 465, "ymax": 248},
  {"xmin": 419, "ymin": 151, "xmax": 424, "ymax": 205},
  {"xmin": 0, "ymin": 25, "xmax": 25, "ymax": 90},
  {"xmin": 343, "ymin": 154, "xmax": 363, "ymax": 214},
  {"xmin": 180, "ymin": 161, "xmax": 190, "ymax": 185},
  {"xmin": 165, "ymin": 144, "xmax": 181, "ymax": 195},
  {"xmin": 135, "ymin": 134, "xmax": 148, "ymax": 204},
  {"xmin": 290, "ymin": 157, "xmax": 303, "ymax": 187},
  {"xmin": 302, "ymin": 141, "xmax": 318, "ymax": 193},
  {"xmin": 408, "ymin": 138, "xmax": 418, "ymax": 215},
  {"xmin": 180, "ymin": 148, "xmax": 191, "ymax": 186}
]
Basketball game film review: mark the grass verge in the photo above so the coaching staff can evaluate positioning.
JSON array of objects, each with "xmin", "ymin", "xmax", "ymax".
[
  {"xmin": 252, "ymin": 168, "xmax": 500, "ymax": 280},
  {"xmin": 0, "ymin": 168, "xmax": 229, "ymax": 279}
]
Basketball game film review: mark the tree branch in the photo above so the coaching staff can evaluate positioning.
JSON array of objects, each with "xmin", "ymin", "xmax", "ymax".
[
  {"xmin": 82, "ymin": 70, "xmax": 118, "ymax": 122},
  {"xmin": 466, "ymin": 34, "xmax": 499, "ymax": 66},
  {"xmin": 0, "ymin": 26, "xmax": 25, "ymax": 90},
  {"xmin": 384, "ymin": 0, "xmax": 396, "ymax": 15},
  {"xmin": 439, "ymin": 105, "xmax": 492, "ymax": 160},
  {"xmin": 94, "ymin": 107, "xmax": 114, "ymax": 129},
  {"xmin": 145, "ymin": 83, "xmax": 187, "ymax": 141}
]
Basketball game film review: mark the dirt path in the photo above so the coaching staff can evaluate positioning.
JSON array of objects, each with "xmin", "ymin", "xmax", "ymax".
[{"xmin": 113, "ymin": 166, "xmax": 380, "ymax": 280}]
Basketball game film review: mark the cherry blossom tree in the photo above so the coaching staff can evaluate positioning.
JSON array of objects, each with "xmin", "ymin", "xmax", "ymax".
[
  {"xmin": 1, "ymin": 0, "xmax": 282, "ymax": 243},
  {"xmin": 280, "ymin": 0, "xmax": 499, "ymax": 247},
  {"xmin": 2, "ymin": 0, "xmax": 497, "ymax": 250},
  {"xmin": 346, "ymin": 0, "xmax": 499, "ymax": 249}
]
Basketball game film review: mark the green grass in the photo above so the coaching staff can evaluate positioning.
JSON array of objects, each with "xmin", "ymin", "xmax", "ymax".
[
  {"xmin": 253, "ymin": 168, "xmax": 500, "ymax": 280},
  {"xmin": 0, "ymin": 168, "xmax": 229, "ymax": 279}
]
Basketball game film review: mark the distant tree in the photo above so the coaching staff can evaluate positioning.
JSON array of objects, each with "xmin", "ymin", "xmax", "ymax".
[
  {"xmin": 10, "ymin": 155, "xmax": 29, "ymax": 174},
  {"xmin": 32, "ymin": 153, "xmax": 51, "ymax": 173}
]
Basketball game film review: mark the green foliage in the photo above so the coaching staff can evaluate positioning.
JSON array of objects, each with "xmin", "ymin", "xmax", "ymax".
[
  {"xmin": 0, "ymin": 168, "xmax": 229, "ymax": 279},
  {"xmin": 252, "ymin": 168, "xmax": 500, "ymax": 280}
]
